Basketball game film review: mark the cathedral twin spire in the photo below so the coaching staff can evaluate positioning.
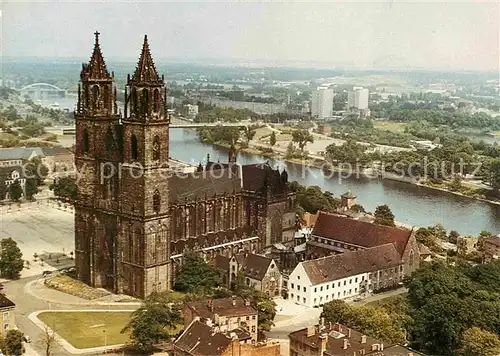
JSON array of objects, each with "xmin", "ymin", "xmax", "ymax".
[
  {"xmin": 129, "ymin": 35, "xmax": 164, "ymax": 86},
  {"xmin": 80, "ymin": 31, "xmax": 163, "ymax": 86},
  {"xmin": 80, "ymin": 31, "xmax": 112, "ymax": 81}
]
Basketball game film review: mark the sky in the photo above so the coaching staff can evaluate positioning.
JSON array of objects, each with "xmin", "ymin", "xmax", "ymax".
[{"xmin": 1, "ymin": 0, "xmax": 499, "ymax": 71}]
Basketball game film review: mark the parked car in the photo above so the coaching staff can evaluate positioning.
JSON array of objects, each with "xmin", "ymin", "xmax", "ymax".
[{"xmin": 42, "ymin": 271, "xmax": 52, "ymax": 277}]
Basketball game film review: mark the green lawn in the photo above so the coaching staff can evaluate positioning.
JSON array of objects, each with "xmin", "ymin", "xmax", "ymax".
[
  {"xmin": 373, "ymin": 121, "xmax": 406, "ymax": 133},
  {"xmin": 37, "ymin": 311, "xmax": 132, "ymax": 349}
]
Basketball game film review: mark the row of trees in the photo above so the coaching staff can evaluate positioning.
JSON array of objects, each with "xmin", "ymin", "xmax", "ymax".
[{"xmin": 123, "ymin": 251, "xmax": 276, "ymax": 351}]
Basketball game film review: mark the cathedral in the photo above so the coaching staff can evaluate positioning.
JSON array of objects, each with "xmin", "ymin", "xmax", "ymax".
[{"xmin": 74, "ymin": 32, "xmax": 296, "ymax": 298}]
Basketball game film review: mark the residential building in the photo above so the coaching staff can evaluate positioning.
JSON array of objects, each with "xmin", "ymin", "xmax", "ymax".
[
  {"xmin": 483, "ymin": 235, "xmax": 500, "ymax": 262},
  {"xmin": 173, "ymin": 319, "xmax": 280, "ymax": 356},
  {"xmin": 347, "ymin": 87, "xmax": 369, "ymax": 110},
  {"xmin": 183, "ymin": 104, "xmax": 199, "ymax": 119},
  {"xmin": 311, "ymin": 87, "xmax": 334, "ymax": 120},
  {"xmin": 0, "ymin": 295, "xmax": 15, "ymax": 335},
  {"xmin": 289, "ymin": 321, "xmax": 426, "ymax": 356},
  {"xmin": 307, "ymin": 212, "xmax": 420, "ymax": 277},
  {"xmin": 216, "ymin": 253, "xmax": 282, "ymax": 297},
  {"xmin": 183, "ymin": 297, "xmax": 258, "ymax": 342},
  {"xmin": 288, "ymin": 244, "xmax": 403, "ymax": 307},
  {"xmin": 456, "ymin": 236, "xmax": 479, "ymax": 256},
  {"xmin": 340, "ymin": 190, "xmax": 357, "ymax": 211}
]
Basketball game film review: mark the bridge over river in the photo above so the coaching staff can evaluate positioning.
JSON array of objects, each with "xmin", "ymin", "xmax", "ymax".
[{"xmin": 46, "ymin": 117, "xmax": 252, "ymax": 135}]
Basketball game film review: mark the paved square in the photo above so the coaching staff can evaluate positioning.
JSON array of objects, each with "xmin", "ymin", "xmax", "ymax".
[{"xmin": 0, "ymin": 206, "xmax": 74, "ymax": 274}]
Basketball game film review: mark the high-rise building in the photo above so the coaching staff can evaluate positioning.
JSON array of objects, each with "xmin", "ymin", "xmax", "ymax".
[
  {"xmin": 347, "ymin": 87, "xmax": 369, "ymax": 110},
  {"xmin": 311, "ymin": 87, "xmax": 334, "ymax": 120}
]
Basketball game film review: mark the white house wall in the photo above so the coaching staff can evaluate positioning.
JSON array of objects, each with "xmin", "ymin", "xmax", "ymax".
[{"xmin": 287, "ymin": 262, "xmax": 371, "ymax": 308}]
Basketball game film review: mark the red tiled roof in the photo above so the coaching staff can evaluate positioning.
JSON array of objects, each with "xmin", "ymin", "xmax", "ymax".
[
  {"xmin": 301, "ymin": 244, "xmax": 402, "ymax": 285},
  {"xmin": 174, "ymin": 320, "xmax": 232, "ymax": 355},
  {"xmin": 312, "ymin": 211, "xmax": 412, "ymax": 256},
  {"xmin": 235, "ymin": 253, "xmax": 274, "ymax": 281},
  {"xmin": 185, "ymin": 297, "xmax": 257, "ymax": 320},
  {"xmin": 485, "ymin": 235, "xmax": 500, "ymax": 247}
]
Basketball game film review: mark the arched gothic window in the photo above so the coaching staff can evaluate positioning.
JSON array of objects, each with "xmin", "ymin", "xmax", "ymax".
[
  {"xmin": 105, "ymin": 127, "xmax": 114, "ymax": 152},
  {"xmin": 131, "ymin": 134, "xmax": 138, "ymax": 160},
  {"xmin": 153, "ymin": 89, "xmax": 160, "ymax": 113},
  {"xmin": 141, "ymin": 89, "xmax": 149, "ymax": 116},
  {"xmin": 103, "ymin": 85, "xmax": 110, "ymax": 111},
  {"xmin": 131, "ymin": 88, "xmax": 138, "ymax": 115},
  {"xmin": 152, "ymin": 136, "xmax": 160, "ymax": 161},
  {"xmin": 153, "ymin": 190, "xmax": 161, "ymax": 214},
  {"xmin": 83, "ymin": 129, "xmax": 89, "ymax": 153},
  {"xmin": 92, "ymin": 85, "xmax": 100, "ymax": 110}
]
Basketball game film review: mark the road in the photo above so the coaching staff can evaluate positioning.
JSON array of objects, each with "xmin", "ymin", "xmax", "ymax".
[{"xmin": 4, "ymin": 276, "xmax": 137, "ymax": 356}]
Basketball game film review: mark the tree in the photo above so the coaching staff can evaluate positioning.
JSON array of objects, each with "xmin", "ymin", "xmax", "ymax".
[
  {"xmin": 449, "ymin": 230, "xmax": 460, "ymax": 244},
  {"xmin": 25, "ymin": 178, "xmax": 38, "ymax": 200},
  {"xmin": 173, "ymin": 251, "xmax": 221, "ymax": 294},
  {"xmin": 489, "ymin": 158, "xmax": 500, "ymax": 195},
  {"xmin": 449, "ymin": 175, "xmax": 462, "ymax": 191},
  {"xmin": 321, "ymin": 300, "xmax": 406, "ymax": 345},
  {"xmin": 236, "ymin": 287, "xmax": 276, "ymax": 340},
  {"xmin": 459, "ymin": 327, "xmax": 500, "ymax": 356},
  {"xmin": 350, "ymin": 204, "xmax": 365, "ymax": 213},
  {"xmin": 244, "ymin": 128, "xmax": 256, "ymax": 145},
  {"xmin": 269, "ymin": 131, "xmax": 276, "ymax": 147},
  {"xmin": 0, "ymin": 183, "xmax": 6, "ymax": 201},
  {"xmin": 291, "ymin": 129, "xmax": 314, "ymax": 151},
  {"xmin": 38, "ymin": 325, "xmax": 56, "ymax": 356},
  {"xmin": 0, "ymin": 238, "xmax": 24, "ymax": 279},
  {"xmin": 25, "ymin": 158, "xmax": 49, "ymax": 186},
  {"xmin": 49, "ymin": 176, "xmax": 77, "ymax": 201},
  {"xmin": 374, "ymin": 205, "xmax": 395, "ymax": 227},
  {"xmin": 122, "ymin": 292, "xmax": 182, "ymax": 351},
  {"xmin": 8, "ymin": 180, "xmax": 23, "ymax": 202},
  {"xmin": 2, "ymin": 329, "xmax": 25, "ymax": 356}
]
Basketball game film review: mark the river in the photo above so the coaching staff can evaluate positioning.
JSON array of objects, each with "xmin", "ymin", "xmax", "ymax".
[
  {"xmin": 169, "ymin": 129, "xmax": 500, "ymax": 236},
  {"xmin": 41, "ymin": 97, "xmax": 500, "ymax": 236}
]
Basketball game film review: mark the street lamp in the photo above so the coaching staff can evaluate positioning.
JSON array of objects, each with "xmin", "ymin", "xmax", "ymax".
[{"xmin": 103, "ymin": 329, "xmax": 107, "ymax": 348}]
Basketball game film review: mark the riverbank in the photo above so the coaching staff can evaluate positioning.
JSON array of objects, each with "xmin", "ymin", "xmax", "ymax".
[
  {"xmin": 417, "ymin": 181, "xmax": 500, "ymax": 206},
  {"xmin": 203, "ymin": 138, "xmax": 500, "ymax": 208}
]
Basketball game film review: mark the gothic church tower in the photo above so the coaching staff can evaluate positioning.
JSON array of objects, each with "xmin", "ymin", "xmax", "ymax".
[
  {"xmin": 74, "ymin": 32, "xmax": 121, "ymax": 290},
  {"xmin": 119, "ymin": 35, "xmax": 172, "ymax": 297}
]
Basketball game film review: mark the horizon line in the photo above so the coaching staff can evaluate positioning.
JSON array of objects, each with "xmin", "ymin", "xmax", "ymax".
[{"xmin": 2, "ymin": 56, "xmax": 499, "ymax": 74}]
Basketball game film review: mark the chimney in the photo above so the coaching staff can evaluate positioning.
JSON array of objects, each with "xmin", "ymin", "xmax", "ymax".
[
  {"xmin": 320, "ymin": 317, "xmax": 325, "ymax": 327},
  {"xmin": 207, "ymin": 299, "xmax": 214, "ymax": 312},
  {"xmin": 380, "ymin": 344, "xmax": 384, "ymax": 351},
  {"xmin": 244, "ymin": 299, "xmax": 250, "ymax": 307},
  {"xmin": 307, "ymin": 325, "xmax": 315, "ymax": 337},
  {"xmin": 361, "ymin": 335, "xmax": 367, "ymax": 344},
  {"xmin": 232, "ymin": 299, "xmax": 236, "ymax": 306},
  {"xmin": 347, "ymin": 328, "xmax": 352, "ymax": 337},
  {"xmin": 343, "ymin": 339, "xmax": 349, "ymax": 350}
]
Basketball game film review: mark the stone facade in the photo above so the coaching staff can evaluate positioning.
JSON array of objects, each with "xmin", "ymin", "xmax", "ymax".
[
  {"xmin": 217, "ymin": 253, "xmax": 282, "ymax": 297},
  {"xmin": 74, "ymin": 33, "xmax": 295, "ymax": 298}
]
